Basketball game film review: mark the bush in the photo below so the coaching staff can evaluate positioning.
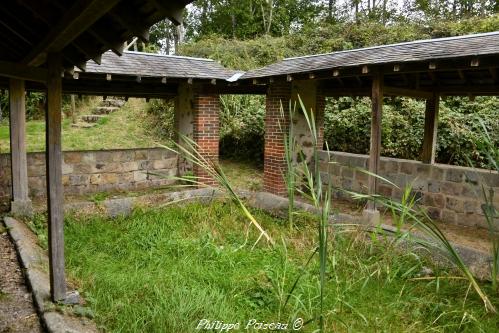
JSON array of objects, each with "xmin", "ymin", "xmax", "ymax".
[
  {"xmin": 324, "ymin": 96, "xmax": 499, "ymax": 168},
  {"xmin": 146, "ymin": 99, "xmax": 175, "ymax": 141},
  {"xmin": 219, "ymin": 95, "xmax": 265, "ymax": 163}
]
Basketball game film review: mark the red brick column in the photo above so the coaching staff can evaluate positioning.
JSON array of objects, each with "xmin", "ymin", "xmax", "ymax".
[
  {"xmin": 263, "ymin": 82, "xmax": 292, "ymax": 195},
  {"xmin": 193, "ymin": 93, "xmax": 220, "ymax": 187}
]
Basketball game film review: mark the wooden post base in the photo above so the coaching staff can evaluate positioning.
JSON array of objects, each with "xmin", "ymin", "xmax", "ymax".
[
  {"xmin": 362, "ymin": 208, "xmax": 381, "ymax": 225},
  {"xmin": 10, "ymin": 199, "xmax": 33, "ymax": 218}
]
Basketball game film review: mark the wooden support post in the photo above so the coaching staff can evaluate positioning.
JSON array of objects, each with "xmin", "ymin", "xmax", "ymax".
[
  {"xmin": 70, "ymin": 94, "xmax": 77, "ymax": 124},
  {"xmin": 9, "ymin": 79, "xmax": 32, "ymax": 216},
  {"xmin": 46, "ymin": 53, "xmax": 66, "ymax": 302},
  {"xmin": 421, "ymin": 93, "xmax": 440, "ymax": 164},
  {"xmin": 364, "ymin": 72, "xmax": 383, "ymax": 222}
]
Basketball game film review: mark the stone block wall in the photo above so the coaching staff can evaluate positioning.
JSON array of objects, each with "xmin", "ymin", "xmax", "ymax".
[
  {"xmin": 319, "ymin": 151, "xmax": 499, "ymax": 228},
  {"xmin": 0, "ymin": 148, "xmax": 177, "ymax": 207}
]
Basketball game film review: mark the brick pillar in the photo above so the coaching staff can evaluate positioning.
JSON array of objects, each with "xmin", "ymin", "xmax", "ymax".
[
  {"xmin": 193, "ymin": 92, "xmax": 220, "ymax": 187},
  {"xmin": 263, "ymin": 82, "xmax": 292, "ymax": 195}
]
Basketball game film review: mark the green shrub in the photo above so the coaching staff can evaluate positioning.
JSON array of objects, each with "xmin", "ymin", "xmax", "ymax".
[
  {"xmin": 324, "ymin": 96, "xmax": 499, "ymax": 168},
  {"xmin": 219, "ymin": 95, "xmax": 265, "ymax": 163},
  {"xmin": 146, "ymin": 99, "xmax": 175, "ymax": 141}
]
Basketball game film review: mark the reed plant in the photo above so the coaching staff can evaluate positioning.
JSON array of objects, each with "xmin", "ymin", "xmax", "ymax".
[
  {"xmin": 469, "ymin": 119, "xmax": 499, "ymax": 291},
  {"xmin": 161, "ymin": 135, "xmax": 274, "ymax": 247}
]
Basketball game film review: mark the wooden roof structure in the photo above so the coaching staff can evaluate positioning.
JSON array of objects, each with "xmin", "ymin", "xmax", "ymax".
[
  {"xmin": 243, "ymin": 32, "xmax": 499, "ymax": 79},
  {"xmin": 241, "ymin": 31, "xmax": 499, "ymax": 98},
  {"xmin": 35, "ymin": 31, "xmax": 497, "ymax": 99},
  {"xmin": 0, "ymin": 0, "xmax": 192, "ymax": 79},
  {"xmin": 0, "ymin": 0, "xmax": 193, "ymax": 304},
  {"xmin": 84, "ymin": 51, "xmax": 241, "ymax": 80}
]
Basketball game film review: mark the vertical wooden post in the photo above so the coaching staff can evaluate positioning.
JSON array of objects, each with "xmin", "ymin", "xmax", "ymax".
[
  {"xmin": 9, "ymin": 79, "xmax": 32, "ymax": 216},
  {"xmin": 70, "ymin": 94, "xmax": 77, "ymax": 124},
  {"xmin": 421, "ymin": 93, "xmax": 440, "ymax": 164},
  {"xmin": 366, "ymin": 72, "xmax": 383, "ymax": 216},
  {"xmin": 46, "ymin": 53, "xmax": 66, "ymax": 302}
]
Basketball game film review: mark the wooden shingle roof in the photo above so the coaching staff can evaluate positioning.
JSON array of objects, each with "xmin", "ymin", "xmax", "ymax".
[
  {"xmin": 84, "ymin": 51, "xmax": 242, "ymax": 80},
  {"xmin": 242, "ymin": 31, "xmax": 499, "ymax": 79}
]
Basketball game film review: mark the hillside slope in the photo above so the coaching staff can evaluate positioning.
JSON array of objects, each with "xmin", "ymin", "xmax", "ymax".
[{"xmin": 0, "ymin": 98, "xmax": 159, "ymax": 153}]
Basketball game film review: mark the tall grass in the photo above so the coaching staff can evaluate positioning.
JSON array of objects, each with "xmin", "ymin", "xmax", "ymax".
[
  {"xmin": 162, "ymin": 135, "xmax": 274, "ymax": 247},
  {"xmin": 280, "ymin": 101, "xmax": 297, "ymax": 231},
  {"xmin": 281, "ymin": 96, "xmax": 334, "ymax": 331},
  {"xmin": 282, "ymin": 96, "xmax": 498, "ymax": 316},
  {"xmin": 471, "ymin": 120, "xmax": 499, "ymax": 291}
]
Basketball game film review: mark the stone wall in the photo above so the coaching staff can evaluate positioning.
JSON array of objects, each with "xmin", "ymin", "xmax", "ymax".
[
  {"xmin": 319, "ymin": 151, "xmax": 499, "ymax": 228},
  {"xmin": 0, "ymin": 148, "xmax": 177, "ymax": 208}
]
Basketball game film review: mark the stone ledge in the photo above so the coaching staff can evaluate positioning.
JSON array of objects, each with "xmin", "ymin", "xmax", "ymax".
[{"xmin": 3, "ymin": 217, "xmax": 97, "ymax": 333}]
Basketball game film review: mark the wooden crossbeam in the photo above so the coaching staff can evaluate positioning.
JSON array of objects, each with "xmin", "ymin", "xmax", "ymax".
[
  {"xmin": 0, "ymin": 60, "xmax": 47, "ymax": 82},
  {"xmin": 23, "ymin": 0, "xmax": 121, "ymax": 66},
  {"xmin": 384, "ymin": 86, "xmax": 433, "ymax": 99}
]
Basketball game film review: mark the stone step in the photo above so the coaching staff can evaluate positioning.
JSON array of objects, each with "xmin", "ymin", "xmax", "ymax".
[
  {"xmin": 99, "ymin": 99, "xmax": 125, "ymax": 108},
  {"xmin": 80, "ymin": 115, "xmax": 105, "ymax": 123},
  {"xmin": 71, "ymin": 122, "xmax": 97, "ymax": 128},
  {"xmin": 93, "ymin": 106, "xmax": 119, "ymax": 115}
]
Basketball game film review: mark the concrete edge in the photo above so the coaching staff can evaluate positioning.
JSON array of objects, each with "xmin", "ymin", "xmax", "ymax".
[{"xmin": 3, "ymin": 217, "xmax": 98, "ymax": 333}]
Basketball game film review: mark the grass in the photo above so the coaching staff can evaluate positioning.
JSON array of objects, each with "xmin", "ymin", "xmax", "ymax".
[
  {"xmin": 219, "ymin": 159, "xmax": 263, "ymax": 191},
  {"xmin": 29, "ymin": 202, "xmax": 499, "ymax": 332},
  {"xmin": 0, "ymin": 98, "xmax": 158, "ymax": 153}
]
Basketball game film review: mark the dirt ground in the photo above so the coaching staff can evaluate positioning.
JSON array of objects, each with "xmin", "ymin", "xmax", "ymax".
[
  {"xmin": 327, "ymin": 197, "xmax": 492, "ymax": 254},
  {"xmin": 0, "ymin": 228, "xmax": 43, "ymax": 333}
]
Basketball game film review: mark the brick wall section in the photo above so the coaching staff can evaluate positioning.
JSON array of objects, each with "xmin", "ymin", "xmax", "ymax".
[
  {"xmin": 319, "ymin": 151, "xmax": 499, "ymax": 228},
  {"xmin": 193, "ymin": 93, "xmax": 220, "ymax": 187},
  {"xmin": 263, "ymin": 82, "xmax": 292, "ymax": 195},
  {"xmin": 0, "ymin": 148, "xmax": 177, "ymax": 209}
]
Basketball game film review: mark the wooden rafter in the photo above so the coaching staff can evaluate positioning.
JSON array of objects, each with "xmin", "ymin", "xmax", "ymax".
[
  {"xmin": 150, "ymin": 0, "xmax": 186, "ymax": 25},
  {"xmin": 22, "ymin": 0, "xmax": 121, "ymax": 66},
  {"xmin": 108, "ymin": 7, "xmax": 150, "ymax": 43}
]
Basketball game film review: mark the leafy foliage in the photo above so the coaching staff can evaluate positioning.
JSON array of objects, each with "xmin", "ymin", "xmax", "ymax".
[{"xmin": 219, "ymin": 95, "xmax": 266, "ymax": 162}]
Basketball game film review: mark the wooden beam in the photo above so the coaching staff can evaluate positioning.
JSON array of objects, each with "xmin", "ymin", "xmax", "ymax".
[
  {"xmin": 384, "ymin": 86, "xmax": 433, "ymax": 99},
  {"xmin": 87, "ymin": 29, "xmax": 125, "ymax": 56},
  {"xmin": 46, "ymin": 53, "xmax": 66, "ymax": 302},
  {"xmin": 421, "ymin": 93, "xmax": 440, "ymax": 164},
  {"xmin": 151, "ymin": 0, "xmax": 186, "ymax": 25},
  {"xmin": 367, "ymin": 72, "xmax": 383, "ymax": 211},
  {"xmin": 9, "ymin": 79, "xmax": 31, "ymax": 211},
  {"xmin": 321, "ymin": 86, "xmax": 370, "ymax": 97},
  {"xmin": 490, "ymin": 68, "xmax": 497, "ymax": 83},
  {"xmin": 436, "ymin": 84, "xmax": 499, "ymax": 95},
  {"xmin": 0, "ymin": 61, "xmax": 47, "ymax": 83},
  {"xmin": 23, "ymin": 0, "xmax": 121, "ymax": 66},
  {"xmin": 108, "ymin": 10, "xmax": 150, "ymax": 42}
]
